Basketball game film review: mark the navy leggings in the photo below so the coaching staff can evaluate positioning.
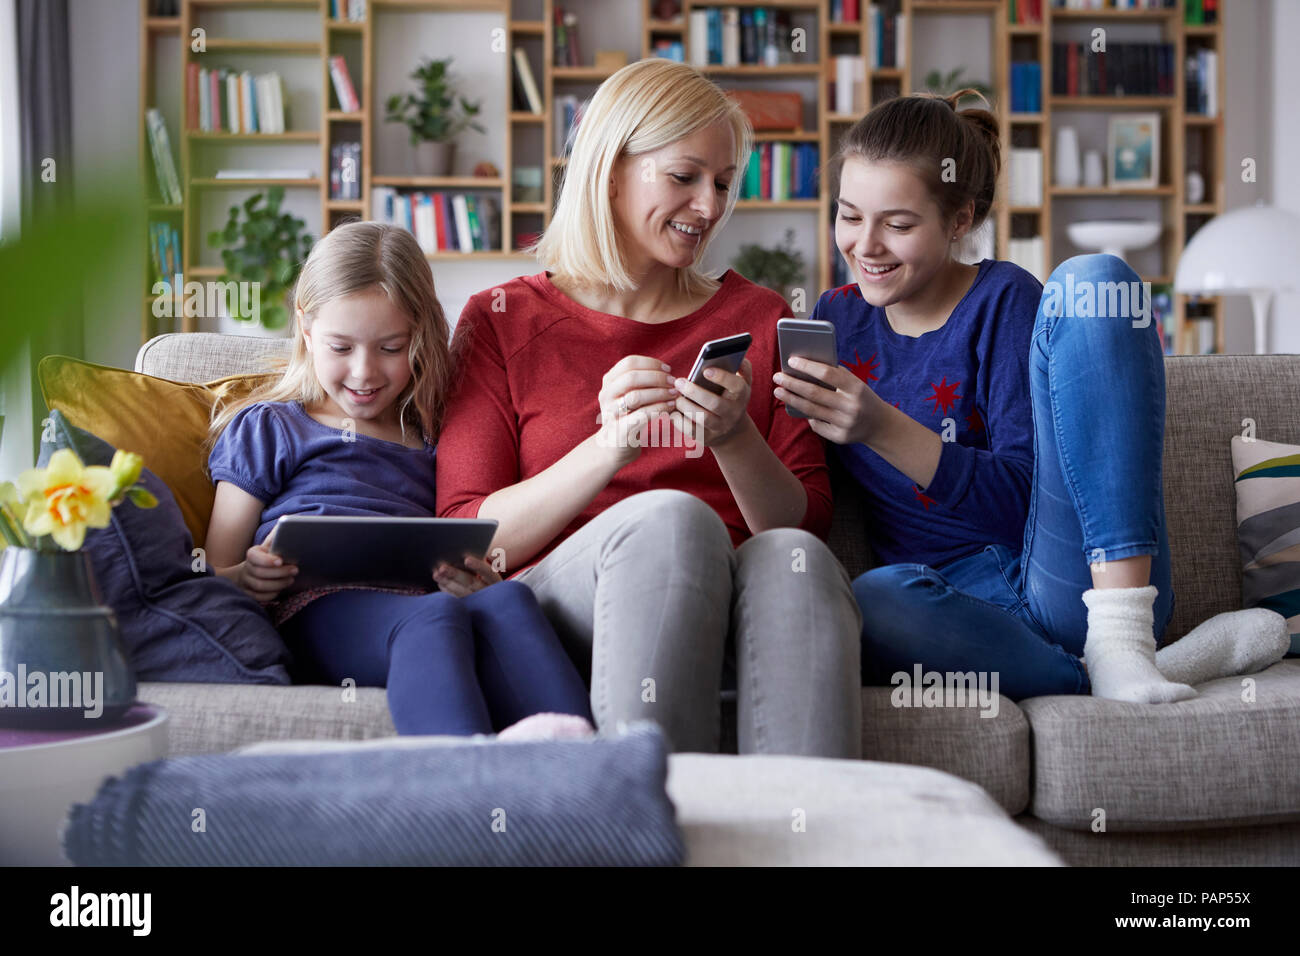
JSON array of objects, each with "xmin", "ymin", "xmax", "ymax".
[{"xmin": 279, "ymin": 580, "xmax": 593, "ymax": 735}]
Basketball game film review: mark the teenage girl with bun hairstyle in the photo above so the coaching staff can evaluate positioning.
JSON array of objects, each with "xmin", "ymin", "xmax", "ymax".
[{"xmin": 773, "ymin": 90, "xmax": 1288, "ymax": 702}]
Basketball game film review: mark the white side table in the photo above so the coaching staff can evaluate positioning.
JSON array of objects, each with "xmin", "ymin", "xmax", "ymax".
[{"xmin": 0, "ymin": 704, "xmax": 168, "ymax": 865}]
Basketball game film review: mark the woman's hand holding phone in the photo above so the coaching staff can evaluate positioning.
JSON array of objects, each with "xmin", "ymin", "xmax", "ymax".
[
  {"xmin": 773, "ymin": 357, "xmax": 883, "ymax": 445},
  {"xmin": 595, "ymin": 355, "xmax": 679, "ymax": 467},
  {"xmin": 672, "ymin": 359, "xmax": 753, "ymax": 448}
]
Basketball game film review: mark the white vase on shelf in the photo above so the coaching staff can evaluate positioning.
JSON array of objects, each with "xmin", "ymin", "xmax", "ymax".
[
  {"xmin": 1055, "ymin": 126, "xmax": 1081, "ymax": 188},
  {"xmin": 1083, "ymin": 150, "xmax": 1105, "ymax": 188}
]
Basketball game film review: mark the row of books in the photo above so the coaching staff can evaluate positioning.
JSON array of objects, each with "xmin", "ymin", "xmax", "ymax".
[
  {"xmin": 512, "ymin": 49, "xmax": 543, "ymax": 114},
  {"xmin": 145, "ymin": 109, "xmax": 182, "ymax": 204},
  {"xmin": 1051, "ymin": 0, "xmax": 1177, "ymax": 9},
  {"xmin": 1007, "ymin": 236, "xmax": 1046, "ymax": 283},
  {"xmin": 830, "ymin": 0, "xmax": 862, "ymax": 22},
  {"xmin": 1185, "ymin": 49, "xmax": 1219, "ymax": 117},
  {"xmin": 329, "ymin": 56, "xmax": 362, "ymax": 113},
  {"xmin": 867, "ymin": 6, "xmax": 906, "ymax": 70},
  {"xmin": 689, "ymin": 8, "xmax": 796, "ymax": 69},
  {"xmin": 328, "ymin": 0, "xmax": 366, "ymax": 21},
  {"xmin": 187, "ymin": 66, "xmax": 289, "ymax": 134},
  {"xmin": 554, "ymin": 95, "xmax": 585, "ymax": 157},
  {"xmin": 553, "ymin": 5, "xmax": 582, "ymax": 68},
  {"xmin": 1007, "ymin": 148, "xmax": 1043, "ymax": 207},
  {"xmin": 370, "ymin": 189, "xmax": 501, "ymax": 254},
  {"xmin": 148, "ymin": 222, "xmax": 182, "ymax": 284},
  {"xmin": 1009, "ymin": 61, "xmax": 1043, "ymax": 113},
  {"xmin": 1051, "ymin": 43, "xmax": 1175, "ymax": 97},
  {"xmin": 1183, "ymin": 0, "xmax": 1220, "ymax": 24},
  {"xmin": 739, "ymin": 143, "xmax": 820, "ymax": 201},
  {"xmin": 1008, "ymin": 0, "xmax": 1043, "ymax": 23},
  {"xmin": 329, "ymin": 143, "xmax": 361, "ymax": 200}
]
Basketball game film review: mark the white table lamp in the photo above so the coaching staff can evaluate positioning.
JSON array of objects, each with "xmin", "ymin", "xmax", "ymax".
[{"xmin": 1174, "ymin": 205, "xmax": 1300, "ymax": 354}]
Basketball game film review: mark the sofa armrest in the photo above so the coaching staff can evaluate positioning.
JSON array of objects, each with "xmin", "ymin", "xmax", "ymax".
[{"xmin": 135, "ymin": 332, "xmax": 291, "ymax": 383}]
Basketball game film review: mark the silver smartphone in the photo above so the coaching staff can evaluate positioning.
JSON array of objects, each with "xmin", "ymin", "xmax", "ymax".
[
  {"xmin": 777, "ymin": 318, "xmax": 838, "ymax": 419},
  {"xmin": 687, "ymin": 332, "xmax": 752, "ymax": 396}
]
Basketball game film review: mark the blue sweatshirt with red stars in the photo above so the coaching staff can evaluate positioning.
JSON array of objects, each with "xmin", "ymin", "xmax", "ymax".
[{"xmin": 812, "ymin": 258, "xmax": 1042, "ymax": 569}]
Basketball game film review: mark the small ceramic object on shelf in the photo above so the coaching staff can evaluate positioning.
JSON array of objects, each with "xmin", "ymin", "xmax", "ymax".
[
  {"xmin": 1083, "ymin": 150, "xmax": 1105, "ymax": 188},
  {"xmin": 1055, "ymin": 126, "xmax": 1081, "ymax": 187},
  {"xmin": 1187, "ymin": 170, "xmax": 1206, "ymax": 204}
]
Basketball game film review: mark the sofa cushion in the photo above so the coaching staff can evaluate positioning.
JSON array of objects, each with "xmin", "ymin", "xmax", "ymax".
[
  {"xmin": 139, "ymin": 681, "xmax": 394, "ymax": 756},
  {"xmin": 1162, "ymin": 356, "xmax": 1300, "ymax": 639},
  {"xmin": 38, "ymin": 355, "xmax": 276, "ymax": 547},
  {"xmin": 39, "ymin": 412, "xmax": 291, "ymax": 686},
  {"xmin": 1230, "ymin": 434, "xmax": 1300, "ymax": 655},
  {"xmin": 860, "ymin": 687, "xmax": 1029, "ymax": 815},
  {"xmin": 1022, "ymin": 659, "xmax": 1300, "ymax": 831},
  {"xmin": 667, "ymin": 754, "xmax": 1061, "ymax": 865}
]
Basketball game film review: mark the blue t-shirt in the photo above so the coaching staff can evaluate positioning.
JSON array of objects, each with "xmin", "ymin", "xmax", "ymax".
[
  {"xmin": 814, "ymin": 259, "xmax": 1041, "ymax": 569},
  {"xmin": 208, "ymin": 401, "xmax": 438, "ymax": 547}
]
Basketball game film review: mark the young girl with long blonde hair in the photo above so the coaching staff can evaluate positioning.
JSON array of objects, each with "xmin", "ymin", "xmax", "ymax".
[{"xmin": 204, "ymin": 221, "xmax": 593, "ymax": 739}]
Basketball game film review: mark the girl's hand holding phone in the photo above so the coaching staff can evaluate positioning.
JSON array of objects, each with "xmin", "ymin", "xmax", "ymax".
[
  {"xmin": 433, "ymin": 554, "xmax": 501, "ymax": 597},
  {"xmin": 595, "ymin": 355, "xmax": 679, "ymax": 467},
  {"xmin": 236, "ymin": 537, "xmax": 298, "ymax": 604},
  {"xmin": 672, "ymin": 359, "xmax": 753, "ymax": 448},
  {"xmin": 773, "ymin": 357, "xmax": 882, "ymax": 445}
]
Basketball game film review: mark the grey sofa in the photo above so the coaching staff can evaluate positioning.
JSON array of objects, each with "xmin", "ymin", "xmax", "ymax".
[{"xmin": 131, "ymin": 333, "xmax": 1300, "ymax": 866}]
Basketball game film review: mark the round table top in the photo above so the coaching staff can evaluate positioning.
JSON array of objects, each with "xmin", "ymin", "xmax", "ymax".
[{"xmin": 0, "ymin": 703, "xmax": 167, "ymax": 752}]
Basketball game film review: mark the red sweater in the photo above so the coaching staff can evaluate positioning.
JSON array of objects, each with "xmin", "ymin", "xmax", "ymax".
[{"xmin": 435, "ymin": 270, "xmax": 831, "ymax": 569}]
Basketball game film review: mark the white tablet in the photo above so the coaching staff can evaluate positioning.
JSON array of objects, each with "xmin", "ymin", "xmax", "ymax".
[{"xmin": 265, "ymin": 515, "xmax": 499, "ymax": 593}]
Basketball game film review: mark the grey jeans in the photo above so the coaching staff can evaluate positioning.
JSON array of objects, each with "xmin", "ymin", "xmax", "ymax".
[{"xmin": 516, "ymin": 489, "xmax": 862, "ymax": 757}]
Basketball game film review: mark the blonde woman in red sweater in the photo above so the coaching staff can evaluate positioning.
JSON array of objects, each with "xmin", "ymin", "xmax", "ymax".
[{"xmin": 437, "ymin": 59, "xmax": 861, "ymax": 756}]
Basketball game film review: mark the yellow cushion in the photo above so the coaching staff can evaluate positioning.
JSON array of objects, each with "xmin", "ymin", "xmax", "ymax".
[{"xmin": 38, "ymin": 356, "xmax": 277, "ymax": 549}]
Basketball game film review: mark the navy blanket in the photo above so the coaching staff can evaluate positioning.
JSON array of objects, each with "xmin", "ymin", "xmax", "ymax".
[{"xmin": 63, "ymin": 725, "xmax": 683, "ymax": 866}]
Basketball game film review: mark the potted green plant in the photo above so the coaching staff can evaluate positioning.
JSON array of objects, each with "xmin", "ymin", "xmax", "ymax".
[
  {"xmin": 207, "ymin": 186, "xmax": 313, "ymax": 334},
  {"xmin": 731, "ymin": 229, "xmax": 806, "ymax": 304},
  {"xmin": 921, "ymin": 67, "xmax": 992, "ymax": 108},
  {"xmin": 385, "ymin": 57, "xmax": 485, "ymax": 176}
]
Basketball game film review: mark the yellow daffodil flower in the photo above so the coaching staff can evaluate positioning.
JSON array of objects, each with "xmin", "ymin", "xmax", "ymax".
[{"xmin": 16, "ymin": 449, "xmax": 118, "ymax": 552}]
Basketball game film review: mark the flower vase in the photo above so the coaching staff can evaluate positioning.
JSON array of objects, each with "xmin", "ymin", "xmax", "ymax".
[
  {"xmin": 0, "ymin": 548, "xmax": 136, "ymax": 728},
  {"xmin": 418, "ymin": 141, "xmax": 455, "ymax": 177}
]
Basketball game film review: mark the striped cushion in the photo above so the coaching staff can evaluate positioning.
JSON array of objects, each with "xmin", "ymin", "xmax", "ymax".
[{"xmin": 1232, "ymin": 435, "xmax": 1300, "ymax": 655}]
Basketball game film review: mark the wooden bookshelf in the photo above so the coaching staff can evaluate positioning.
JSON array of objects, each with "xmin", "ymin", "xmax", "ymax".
[{"xmin": 140, "ymin": 0, "xmax": 1224, "ymax": 352}]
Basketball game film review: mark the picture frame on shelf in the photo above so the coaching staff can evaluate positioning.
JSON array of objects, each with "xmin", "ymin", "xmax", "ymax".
[{"xmin": 1107, "ymin": 113, "xmax": 1160, "ymax": 190}]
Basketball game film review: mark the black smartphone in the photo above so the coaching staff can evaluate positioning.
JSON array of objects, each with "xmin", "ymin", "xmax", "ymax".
[
  {"xmin": 686, "ymin": 332, "xmax": 752, "ymax": 396},
  {"xmin": 777, "ymin": 318, "xmax": 838, "ymax": 418}
]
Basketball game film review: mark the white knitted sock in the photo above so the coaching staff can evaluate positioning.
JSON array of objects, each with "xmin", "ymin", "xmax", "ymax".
[
  {"xmin": 1155, "ymin": 608, "xmax": 1289, "ymax": 686},
  {"xmin": 1082, "ymin": 586, "xmax": 1197, "ymax": 703},
  {"xmin": 496, "ymin": 712, "xmax": 596, "ymax": 742}
]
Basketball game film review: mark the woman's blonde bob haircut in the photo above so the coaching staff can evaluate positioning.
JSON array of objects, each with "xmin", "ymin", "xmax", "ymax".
[
  {"xmin": 208, "ymin": 220, "xmax": 452, "ymax": 449},
  {"xmin": 530, "ymin": 58, "xmax": 753, "ymax": 298}
]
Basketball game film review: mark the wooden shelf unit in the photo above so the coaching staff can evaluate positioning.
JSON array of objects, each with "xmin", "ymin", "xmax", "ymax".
[{"xmin": 140, "ymin": 0, "xmax": 1225, "ymax": 352}]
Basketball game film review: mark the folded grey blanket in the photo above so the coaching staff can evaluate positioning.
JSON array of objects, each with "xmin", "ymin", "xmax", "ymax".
[{"xmin": 63, "ymin": 725, "xmax": 683, "ymax": 866}]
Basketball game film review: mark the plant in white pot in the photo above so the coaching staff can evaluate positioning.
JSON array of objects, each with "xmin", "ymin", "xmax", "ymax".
[
  {"xmin": 207, "ymin": 186, "xmax": 313, "ymax": 336},
  {"xmin": 385, "ymin": 57, "xmax": 485, "ymax": 176}
]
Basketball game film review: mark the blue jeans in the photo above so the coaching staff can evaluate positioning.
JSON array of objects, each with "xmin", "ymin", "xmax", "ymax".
[
  {"xmin": 279, "ymin": 580, "xmax": 593, "ymax": 735},
  {"xmin": 855, "ymin": 255, "xmax": 1175, "ymax": 701}
]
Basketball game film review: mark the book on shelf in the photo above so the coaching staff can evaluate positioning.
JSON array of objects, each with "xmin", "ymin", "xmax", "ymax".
[
  {"xmin": 554, "ymin": 6, "xmax": 581, "ymax": 67},
  {"xmin": 555, "ymin": 95, "xmax": 585, "ymax": 156},
  {"xmin": 868, "ymin": 5, "xmax": 906, "ymax": 70},
  {"xmin": 831, "ymin": 0, "xmax": 862, "ymax": 24},
  {"xmin": 1186, "ymin": 48, "xmax": 1218, "ymax": 116},
  {"xmin": 1007, "ymin": 236, "xmax": 1045, "ymax": 283},
  {"xmin": 690, "ymin": 7, "xmax": 792, "ymax": 68},
  {"xmin": 739, "ymin": 143, "xmax": 819, "ymax": 201},
  {"xmin": 512, "ymin": 49, "xmax": 543, "ymax": 115},
  {"xmin": 1008, "ymin": 148, "xmax": 1043, "ymax": 206},
  {"xmin": 145, "ymin": 109, "xmax": 182, "ymax": 204},
  {"xmin": 149, "ymin": 0, "xmax": 179, "ymax": 15},
  {"xmin": 1051, "ymin": 42, "xmax": 1173, "ymax": 97},
  {"xmin": 330, "ymin": 0, "xmax": 366, "ymax": 21},
  {"xmin": 1008, "ymin": 0, "xmax": 1042, "ymax": 24},
  {"xmin": 834, "ymin": 56, "xmax": 866, "ymax": 116},
  {"xmin": 214, "ymin": 169, "xmax": 313, "ymax": 179},
  {"xmin": 148, "ymin": 222, "xmax": 182, "ymax": 284},
  {"xmin": 651, "ymin": 39, "xmax": 685, "ymax": 62},
  {"xmin": 188, "ymin": 65, "xmax": 288, "ymax": 133},
  {"xmin": 1051, "ymin": 0, "xmax": 1177, "ymax": 9},
  {"xmin": 370, "ymin": 187, "xmax": 500, "ymax": 253},
  {"xmin": 329, "ymin": 56, "xmax": 361, "ymax": 114},
  {"xmin": 329, "ymin": 143, "xmax": 361, "ymax": 200},
  {"xmin": 1010, "ymin": 61, "xmax": 1042, "ymax": 113}
]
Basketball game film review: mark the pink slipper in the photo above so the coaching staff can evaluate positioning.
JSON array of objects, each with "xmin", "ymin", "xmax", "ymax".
[{"xmin": 496, "ymin": 712, "xmax": 596, "ymax": 742}]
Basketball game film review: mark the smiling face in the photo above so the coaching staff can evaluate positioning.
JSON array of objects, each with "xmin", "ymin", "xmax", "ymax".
[
  {"xmin": 834, "ymin": 157, "xmax": 969, "ymax": 308},
  {"xmin": 609, "ymin": 120, "xmax": 737, "ymax": 278},
  {"xmin": 299, "ymin": 285, "xmax": 414, "ymax": 430}
]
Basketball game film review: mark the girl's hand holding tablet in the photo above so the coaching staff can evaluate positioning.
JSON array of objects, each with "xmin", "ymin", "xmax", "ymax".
[
  {"xmin": 773, "ymin": 357, "xmax": 882, "ymax": 446},
  {"xmin": 432, "ymin": 554, "xmax": 502, "ymax": 597},
  {"xmin": 236, "ymin": 536, "xmax": 299, "ymax": 605}
]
